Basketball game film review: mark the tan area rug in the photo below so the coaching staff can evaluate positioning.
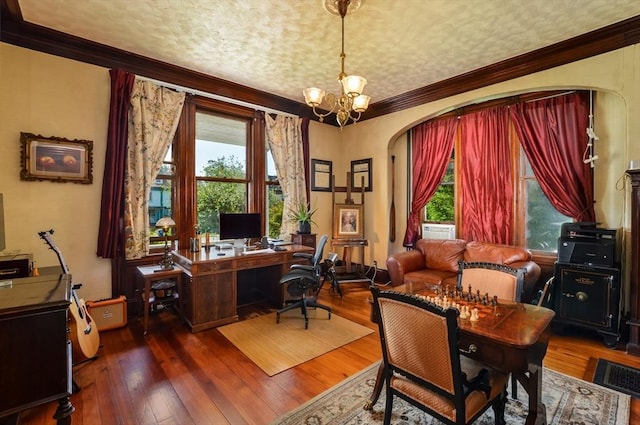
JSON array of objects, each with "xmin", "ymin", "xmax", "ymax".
[
  {"xmin": 218, "ymin": 309, "xmax": 373, "ymax": 376},
  {"xmin": 271, "ymin": 362, "xmax": 631, "ymax": 424}
]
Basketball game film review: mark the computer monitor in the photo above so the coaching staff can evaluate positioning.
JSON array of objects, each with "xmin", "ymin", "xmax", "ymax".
[{"xmin": 219, "ymin": 213, "xmax": 262, "ymax": 245}]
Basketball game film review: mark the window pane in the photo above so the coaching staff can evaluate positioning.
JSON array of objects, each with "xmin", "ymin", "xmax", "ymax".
[
  {"xmin": 196, "ymin": 181, "xmax": 246, "ymax": 237},
  {"xmin": 265, "ymin": 148, "xmax": 283, "ymax": 238},
  {"xmin": 267, "ymin": 184, "xmax": 283, "ymax": 238},
  {"xmin": 195, "ymin": 112, "xmax": 247, "ymax": 177},
  {"xmin": 525, "ymin": 179, "xmax": 571, "ymax": 251},
  {"xmin": 425, "ymin": 183, "xmax": 454, "ymax": 222},
  {"xmin": 266, "ymin": 146, "xmax": 277, "ymax": 178},
  {"xmin": 149, "ymin": 179, "xmax": 172, "ymax": 227},
  {"xmin": 424, "ymin": 156, "xmax": 455, "ymax": 222}
]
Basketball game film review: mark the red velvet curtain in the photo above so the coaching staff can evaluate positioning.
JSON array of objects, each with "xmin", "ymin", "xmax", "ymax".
[
  {"xmin": 459, "ymin": 106, "xmax": 513, "ymax": 244},
  {"xmin": 402, "ymin": 117, "xmax": 458, "ymax": 247},
  {"xmin": 510, "ymin": 92, "xmax": 595, "ymax": 222},
  {"xmin": 96, "ymin": 69, "xmax": 135, "ymax": 258}
]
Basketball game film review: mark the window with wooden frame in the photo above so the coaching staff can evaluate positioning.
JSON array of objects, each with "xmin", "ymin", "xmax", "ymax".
[{"xmin": 171, "ymin": 96, "xmax": 269, "ymax": 248}]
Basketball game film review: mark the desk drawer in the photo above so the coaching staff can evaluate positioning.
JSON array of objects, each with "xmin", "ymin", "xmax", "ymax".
[
  {"xmin": 235, "ymin": 254, "xmax": 282, "ymax": 270},
  {"xmin": 0, "ymin": 258, "xmax": 30, "ymax": 279},
  {"xmin": 194, "ymin": 261, "xmax": 233, "ymax": 274},
  {"xmin": 460, "ymin": 334, "xmax": 525, "ymax": 373}
]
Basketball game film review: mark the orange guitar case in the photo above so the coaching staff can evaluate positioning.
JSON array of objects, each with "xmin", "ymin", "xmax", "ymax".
[{"xmin": 86, "ymin": 295, "xmax": 127, "ymax": 331}]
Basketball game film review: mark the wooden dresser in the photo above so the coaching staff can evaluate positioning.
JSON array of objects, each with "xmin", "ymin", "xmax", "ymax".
[{"xmin": 0, "ymin": 273, "xmax": 74, "ymax": 424}]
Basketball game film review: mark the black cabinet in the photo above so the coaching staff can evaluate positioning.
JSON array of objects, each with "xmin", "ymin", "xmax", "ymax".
[
  {"xmin": 0, "ymin": 254, "xmax": 32, "ymax": 279},
  {"xmin": 553, "ymin": 262, "xmax": 621, "ymax": 347}
]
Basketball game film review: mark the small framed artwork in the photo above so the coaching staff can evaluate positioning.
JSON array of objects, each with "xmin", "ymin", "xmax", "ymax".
[
  {"xmin": 351, "ymin": 158, "xmax": 372, "ymax": 192},
  {"xmin": 20, "ymin": 133, "xmax": 93, "ymax": 184},
  {"xmin": 311, "ymin": 158, "xmax": 332, "ymax": 192},
  {"xmin": 333, "ymin": 203, "xmax": 364, "ymax": 239}
]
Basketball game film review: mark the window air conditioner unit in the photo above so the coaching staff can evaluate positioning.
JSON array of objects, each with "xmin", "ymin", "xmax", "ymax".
[{"xmin": 421, "ymin": 223, "xmax": 456, "ymax": 240}]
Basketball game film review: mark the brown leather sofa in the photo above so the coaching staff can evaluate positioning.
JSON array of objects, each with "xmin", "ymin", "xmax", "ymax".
[{"xmin": 386, "ymin": 239, "xmax": 541, "ymax": 302}]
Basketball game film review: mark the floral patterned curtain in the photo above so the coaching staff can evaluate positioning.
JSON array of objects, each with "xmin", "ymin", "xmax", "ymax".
[
  {"xmin": 124, "ymin": 80, "xmax": 185, "ymax": 259},
  {"xmin": 265, "ymin": 114, "xmax": 306, "ymax": 240}
]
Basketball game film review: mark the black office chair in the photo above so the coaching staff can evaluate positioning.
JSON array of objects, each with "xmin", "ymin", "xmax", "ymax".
[{"xmin": 276, "ymin": 235, "xmax": 331, "ymax": 329}]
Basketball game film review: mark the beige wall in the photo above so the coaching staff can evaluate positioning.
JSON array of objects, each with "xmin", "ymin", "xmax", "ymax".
[
  {"xmin": 2, "ymin": 40, "xmax": 639, "ymax": 300},
  {"xmin": 1, "ymin": 43, "xmax": 111, "ymax": 301}
]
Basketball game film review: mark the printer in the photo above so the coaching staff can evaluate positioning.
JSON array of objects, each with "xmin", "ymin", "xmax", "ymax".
[{"xmin": 557, "ymin": 222, "xmax": 617, "ymax": 267}]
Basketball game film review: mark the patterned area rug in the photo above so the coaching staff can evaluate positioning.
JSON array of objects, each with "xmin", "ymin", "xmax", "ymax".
[{"xmin": 271, "ymin": 362, "xmax": 630, "ymax": 425}]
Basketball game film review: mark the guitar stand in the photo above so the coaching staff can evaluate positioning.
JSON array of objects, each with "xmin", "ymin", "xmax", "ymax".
[{"xmin": 71, "ymin": 349, "xmax": 100, "ymax": 394}]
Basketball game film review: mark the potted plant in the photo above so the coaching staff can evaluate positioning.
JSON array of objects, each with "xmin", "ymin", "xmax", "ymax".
[{"xmin": 289, "ymin": 202, "xmax": 316, "ymax": 234}]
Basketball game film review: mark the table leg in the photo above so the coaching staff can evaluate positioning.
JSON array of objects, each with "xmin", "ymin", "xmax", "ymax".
[
  {"xmin": 52, "ymin": 396, "xmax": 74, "ymax": 425},
  {"xmin": 343, "ymin": 247, "xmax": 352, "ymax": 273},
  {"xmin": 518, "ymin": 328, "xmax": 551, "ymax": 425},
  {"xmin": 143, "ymin": 278, "xmax": 150, "ymax": 335},
  {"xmin": 175, "ymin": 273, "xmax": 184, "ymax": 325},
  {"xmin": 515, "ymin": 366, "xmax": 547, "ymax": 425},
  {"xmin": 364, "ymin": 361, "xmax": 385, "ymax": 410}
]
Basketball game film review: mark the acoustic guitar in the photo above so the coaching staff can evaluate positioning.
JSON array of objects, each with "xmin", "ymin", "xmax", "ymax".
[{"xmin": 39, "ymin": 229, "xmax": 100, "ymax": 360}]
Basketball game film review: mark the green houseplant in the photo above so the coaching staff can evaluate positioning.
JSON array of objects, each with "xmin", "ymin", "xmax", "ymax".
[{"xmin": 289, "ymin": 202, "xmax": 316, "ymax": 234}]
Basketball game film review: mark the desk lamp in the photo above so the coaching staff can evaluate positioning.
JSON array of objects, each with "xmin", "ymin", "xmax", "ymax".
[{"xmin": 156, "ymin": 216, "xmax": 175, "ymax": 271}]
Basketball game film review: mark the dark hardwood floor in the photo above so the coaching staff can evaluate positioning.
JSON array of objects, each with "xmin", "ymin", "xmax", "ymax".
[{"xmin": 17, "ymin": 284, "xmax": 640, "ymax": 424}]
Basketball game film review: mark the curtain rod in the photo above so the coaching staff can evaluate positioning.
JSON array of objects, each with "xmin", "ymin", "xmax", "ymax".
[{"xmin": 135, "ymin": 75, "xmax": 298, "ymax": 119}]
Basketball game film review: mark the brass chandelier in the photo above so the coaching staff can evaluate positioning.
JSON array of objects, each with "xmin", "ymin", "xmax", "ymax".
[{"xmin": 303, "ymin": 0, "xmax": 370, "ymax": 129}]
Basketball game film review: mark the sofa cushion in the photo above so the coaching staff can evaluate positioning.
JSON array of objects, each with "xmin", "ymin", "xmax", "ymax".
[
  {"xmin": 404, "ymin": 269, "xmax": 458, "ymax": 287},
  {"xmin": 464, "ymin": 240, "xmax": 531, "ymax": 265},
  {"xmin": 416, "ymin": 239, "xmax": 467, "ymax": 273}
]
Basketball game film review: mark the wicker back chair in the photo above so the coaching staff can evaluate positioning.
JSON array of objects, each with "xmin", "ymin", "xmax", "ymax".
[
  {"xmin": 370, "ymin": 286, "xmax": 508, "ymax": 425},
  {"xmin": 456, "ymin": 261, "xmax": 526, "ymax": 399},
  {"xmin": 456, "ymin": 261, "xmax": 526, "ymax": 302}
]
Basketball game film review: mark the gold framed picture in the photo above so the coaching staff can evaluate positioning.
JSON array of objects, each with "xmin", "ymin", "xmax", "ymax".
[
  {"xmin": 333, "ymin": 203, "xmax": 364, "ymax": 239},
  {"xmin": 20, "ymin": 133, "xmax": 93, "ymax": 184}
]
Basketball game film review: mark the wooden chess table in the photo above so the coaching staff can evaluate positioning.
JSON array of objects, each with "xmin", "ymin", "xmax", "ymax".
[{"xmin": 366, "ymin": 284, "xmax": 556, "ymax": 425}]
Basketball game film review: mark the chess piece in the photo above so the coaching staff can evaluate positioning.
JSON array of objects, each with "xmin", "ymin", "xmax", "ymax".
[
  {"xmin": 459, "ymin": 306, "xmax": 468, "ymax": 320},
  {"xmin": 470, "ymin": 308, "xmax": 479, "ymax": 322}
]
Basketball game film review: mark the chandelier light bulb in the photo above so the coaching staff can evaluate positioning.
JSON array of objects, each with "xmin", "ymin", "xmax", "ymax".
[
  {"xmin": 341, "ymin": 75, "xmax": 367, "ymax": 97},
  {"xmin": 352, "ymin": 94, "xmax": 371, "ymax": 113},
  {"xmin": 303, "ymin": 87, "xmax": 325, "ymax": 107}
]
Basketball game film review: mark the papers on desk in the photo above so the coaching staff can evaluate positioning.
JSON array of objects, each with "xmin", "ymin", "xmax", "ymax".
[
  {"xmin": 242, "ymin": 248, "xmax": 274, "ymax": 255},
  {"xmin": 272, "ymin": 241, "xmax": 292, "ymax": 246}
]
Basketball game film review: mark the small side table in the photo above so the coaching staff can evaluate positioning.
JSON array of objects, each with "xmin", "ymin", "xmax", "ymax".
[
  {"xmin": 136, "ymin": 265, "xmax": 184, "ymax": 335},
  {"xmin": 291, "ymin": 233, "xmax": 316, "ymax": 248}
]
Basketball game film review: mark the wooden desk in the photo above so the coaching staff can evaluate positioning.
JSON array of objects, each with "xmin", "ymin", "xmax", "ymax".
[
  {"xmin": 173, "ymin": 245, "xmax": 314, "ymax": 333},
  {"xmin": 136, "ymin": 265, "xmax": 184, "ymax": 335},
  {"xmin": 367, "ymin": 288, "xmax": 555, "ymax": 425},
  {"xmin": 0, "ymin": 273, "xmax": 74, "ymax": 425}
]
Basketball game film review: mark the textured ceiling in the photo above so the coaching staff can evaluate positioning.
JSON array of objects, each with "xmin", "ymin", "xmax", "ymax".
[{"xmin": 16, "ymin": 0, "xmax": 640, "ymax": 106}]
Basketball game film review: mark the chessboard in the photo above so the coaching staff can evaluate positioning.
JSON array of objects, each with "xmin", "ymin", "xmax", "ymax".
[{"xmin": 414, "ymin": 284, "xmax": 516, "ymax": 327}]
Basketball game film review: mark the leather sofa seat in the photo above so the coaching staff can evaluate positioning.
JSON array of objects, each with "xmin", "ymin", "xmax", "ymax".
[{"xmin": 387, "ymin": 238, "xmax": 540, "ymax": 302}]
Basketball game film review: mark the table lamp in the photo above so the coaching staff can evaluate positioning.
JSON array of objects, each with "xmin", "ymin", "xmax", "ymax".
[{"xmin": 156, "ymin": 216, "xmax": 176, "ymax": 271}]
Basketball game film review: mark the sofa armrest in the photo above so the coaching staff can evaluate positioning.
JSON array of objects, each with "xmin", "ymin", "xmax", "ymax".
[
  {"xmin": 386, "ymin": 250, "xmax": 425, "ymax": 287},
  {"xmin": 510, "ymin": 260, "xmax": 541, "ymax": 302}
]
